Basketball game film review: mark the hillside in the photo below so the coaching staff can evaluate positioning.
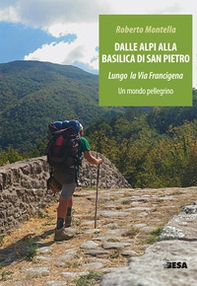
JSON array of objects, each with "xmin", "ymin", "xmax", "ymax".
[
  {"xmin": 0, "ymin": 60, "xmax": 123, "ymax": 152},
  {"xmin": 1, "ymin": 60, "xmax": 197, "ymax": 188}
]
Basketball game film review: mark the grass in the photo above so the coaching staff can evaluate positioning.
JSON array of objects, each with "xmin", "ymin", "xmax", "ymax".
[
  {"xmin": 26, "ymin": 238, "xmax": 38, "ymax": 261},
  {"xmin": 146, "ymin": 226, "xmax": 163, "ymax": 244},
  {"xmin": 149, "ymin": 226, "xmax": 163, "ymax": 236},
  {"xmin": 39, "ymin": 212, "xmax": 50, "ymax": 218},
  {"xmin": 124, "ymin": 227, "xmax": 139, "ymax": 237},
  {"xmin": 1, "ymin": 270, "xmax": 14, "ymax": 281},
  {"xmin": 107, "ymin": 238, "xmax": 120, "ymax": 242},
  {"xmin": 72, "ymin": 218, "xmax": 81, "ymax": 227},
  {"xmin": 75, "ymin": 271, "xmax": 102, "ymax": 286},
  {"xmin": 0, "ymin": 236, "xmax": 4, "ymax": 247},
  {"xmin": 121, "ymin": 199, "xmax": 130, "ymax": 205}
]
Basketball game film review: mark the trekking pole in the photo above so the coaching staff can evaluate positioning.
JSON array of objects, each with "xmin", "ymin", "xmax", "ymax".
[{"xmin": 94, "ymin": 157, "xmax": 100, "ymax": 229}]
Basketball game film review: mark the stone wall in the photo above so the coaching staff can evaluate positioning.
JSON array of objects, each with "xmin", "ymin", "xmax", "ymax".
[
  {"xmin": 78, "ymin": 152, "xmax": 130, "ymax": 189},
  {"xmin": 0, "ymin": 154, "xmax": 130, "ymax": 235}
]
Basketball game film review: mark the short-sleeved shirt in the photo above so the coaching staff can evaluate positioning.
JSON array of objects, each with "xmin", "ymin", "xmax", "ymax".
[{"xmin": 78, "ymin": 136, "xmax": 90, "ymax": 158}]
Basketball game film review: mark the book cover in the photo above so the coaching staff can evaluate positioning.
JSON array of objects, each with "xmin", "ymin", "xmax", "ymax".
[{"xmin": 0, "ymin": 1, "xmax": 196, "ymax": 285}]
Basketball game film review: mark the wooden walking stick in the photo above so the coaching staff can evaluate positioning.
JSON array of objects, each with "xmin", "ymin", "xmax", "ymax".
[{"xmin": 94, "ymin": 161, "xmax": 100, "ymax": 229}]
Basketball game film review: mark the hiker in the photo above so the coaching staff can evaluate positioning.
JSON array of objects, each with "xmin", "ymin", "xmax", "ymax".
[{"xmin": 53, "ymin": 122, "xmax": 103, "ymax": 241}]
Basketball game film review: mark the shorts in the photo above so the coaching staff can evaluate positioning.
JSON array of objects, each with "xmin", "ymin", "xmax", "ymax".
[
  {"xmin": 60, "ymin": 181, "xmax": 77, "ymax": 199},
  {"xmin": 53, "ymin": 166, "xmax": 76, "ymax": 184},
  {"xmin": 53, "ymin": 166, "xmax": 76, "ymax": 199}
]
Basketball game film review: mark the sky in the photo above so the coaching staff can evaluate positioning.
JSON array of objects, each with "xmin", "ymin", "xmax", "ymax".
[{"xmin": 0, "ymin": 0, "xmax": 196, "ymax": 87}]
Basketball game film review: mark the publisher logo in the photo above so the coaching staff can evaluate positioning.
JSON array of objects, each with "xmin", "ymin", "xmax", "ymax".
[{"xmin": 163, "ymin": 259, "xmax": 188, "ymax": 269}]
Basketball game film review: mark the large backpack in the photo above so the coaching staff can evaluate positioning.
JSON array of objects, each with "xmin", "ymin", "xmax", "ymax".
[{"xmin": 46, "ymin": 120, "xmax": 80, "ymax": 168}]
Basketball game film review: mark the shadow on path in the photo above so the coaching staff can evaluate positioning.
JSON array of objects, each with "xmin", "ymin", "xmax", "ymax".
[{"xmin": 0, "ymin": 229, "xmax": 55, "ymax": 267}]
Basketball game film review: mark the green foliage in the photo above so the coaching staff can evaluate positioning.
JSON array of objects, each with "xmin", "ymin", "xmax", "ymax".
[
  {"xmin": 146, "ymin": 94, "xmax": 197, "ymax": 133},
  {"xmin": 0, "ymin": 61, "xmax": 197, "ymax": 189},
  {"xmin": 1, "ymin": 96, "xmax": 197, "ymax": 188},
  {"xmin": 0, "ymin": 147, "xmax": 23, "ymax": 166},
  {"xmin": 85, "ymin": 96, "xmax": 197, "ymax": 188},
  {"xmin": 0, "ymin": 60, "xmax": 124, "ymax": 153}
]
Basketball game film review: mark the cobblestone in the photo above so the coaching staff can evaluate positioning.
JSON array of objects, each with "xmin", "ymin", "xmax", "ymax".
[{"xmin": 1, "ymin": 186, "xmax": 197, "ymax": 285}]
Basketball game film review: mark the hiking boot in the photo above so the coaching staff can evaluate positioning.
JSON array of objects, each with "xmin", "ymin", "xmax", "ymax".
[
  {"xmin": 54, "ymin": 227, "xmax": 74, "ymax": 241},
  {"xmin": 65, "ymin": 216, "xmax": 72, "ymax": 228}
]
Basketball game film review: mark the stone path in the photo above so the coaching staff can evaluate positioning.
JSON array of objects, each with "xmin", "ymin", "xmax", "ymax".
[
  {"xmin": 1, "ymin": 186, "xmax": 197, "ymax": 285},
  {"xmin": 101, "ymin": 203, "xmax": 197, "ymax": 286}
]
